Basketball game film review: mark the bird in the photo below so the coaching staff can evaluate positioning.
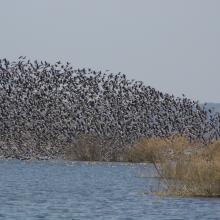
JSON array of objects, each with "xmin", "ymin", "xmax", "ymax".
[{"xmin": 0, "ymin": 58, "xmax": 219, "ymax": 160}]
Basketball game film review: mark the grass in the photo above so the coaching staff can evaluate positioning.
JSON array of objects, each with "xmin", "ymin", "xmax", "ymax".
[
  {"xmin": 128, "ymin": 135, "xmax": 220, "ymax": 197},
  {"xmin": 64, "ymin": 134, "xmax": 103, "ymax": 161},
  {"xmin": 127, "ymin": 135, "xmax": 195, "ymax": 163},
  {"xmin": 63, "ymin": 134, "xmax": 126, "ymax": 162}
]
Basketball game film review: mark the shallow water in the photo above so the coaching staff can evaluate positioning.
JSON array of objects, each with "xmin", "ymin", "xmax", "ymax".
[{"xmin": 0, "ymin": 160, "xmax": 219, "ymax": 220}]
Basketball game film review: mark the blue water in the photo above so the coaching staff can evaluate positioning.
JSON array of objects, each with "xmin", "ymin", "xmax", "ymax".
[{"xmin": 0, "ymin": 160, "xmax": 219, "ymax": 220}]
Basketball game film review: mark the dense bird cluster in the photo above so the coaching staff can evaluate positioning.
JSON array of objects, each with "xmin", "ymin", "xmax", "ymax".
[{"xmin": 0, "ymin": 57, "xmax": 220, "ymax": 160}]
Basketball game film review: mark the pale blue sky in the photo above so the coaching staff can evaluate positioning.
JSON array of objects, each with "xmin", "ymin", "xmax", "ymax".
[{"xmin": 0, "ymin": 0, "xmax": 219, "ymax": 102}]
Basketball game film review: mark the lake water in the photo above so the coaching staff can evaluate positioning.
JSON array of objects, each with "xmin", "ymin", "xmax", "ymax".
[{"xmin": 0, "ymin": 160, "xmax": 219, "ymax": 220}]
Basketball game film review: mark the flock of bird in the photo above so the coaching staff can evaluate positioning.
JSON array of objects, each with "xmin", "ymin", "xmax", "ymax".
[{"xmin": 0, "ymin": 57, "xmax": 219, "ymax": 160}]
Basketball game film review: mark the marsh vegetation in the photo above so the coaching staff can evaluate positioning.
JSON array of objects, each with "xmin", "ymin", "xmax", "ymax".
[
  {"xmin": 127, "ymin": 136, "xmax": 220, "ymax": 197},
  {"xmin": 63, "ymin": 134, "xmax": 220, "ymax": 197}
]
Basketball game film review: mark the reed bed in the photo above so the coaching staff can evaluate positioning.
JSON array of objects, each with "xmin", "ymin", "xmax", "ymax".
[
  {"xmin": 128, "ymin": 136, "xmax": 220, "ymax": 197},
  {"xmin": 63, "ymin": 134, "xmax": 126, "ymax": 162}
]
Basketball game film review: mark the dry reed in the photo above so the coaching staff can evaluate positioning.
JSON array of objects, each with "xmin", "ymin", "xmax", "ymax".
[{"xmin": 128, "ymin": 135, "xmax": 220, "ymax": 197}]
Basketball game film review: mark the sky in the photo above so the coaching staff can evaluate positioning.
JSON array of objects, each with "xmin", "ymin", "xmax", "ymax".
[{"xmin": 0, "ymin": 0, "xmax": 219, "ymax": 103}]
